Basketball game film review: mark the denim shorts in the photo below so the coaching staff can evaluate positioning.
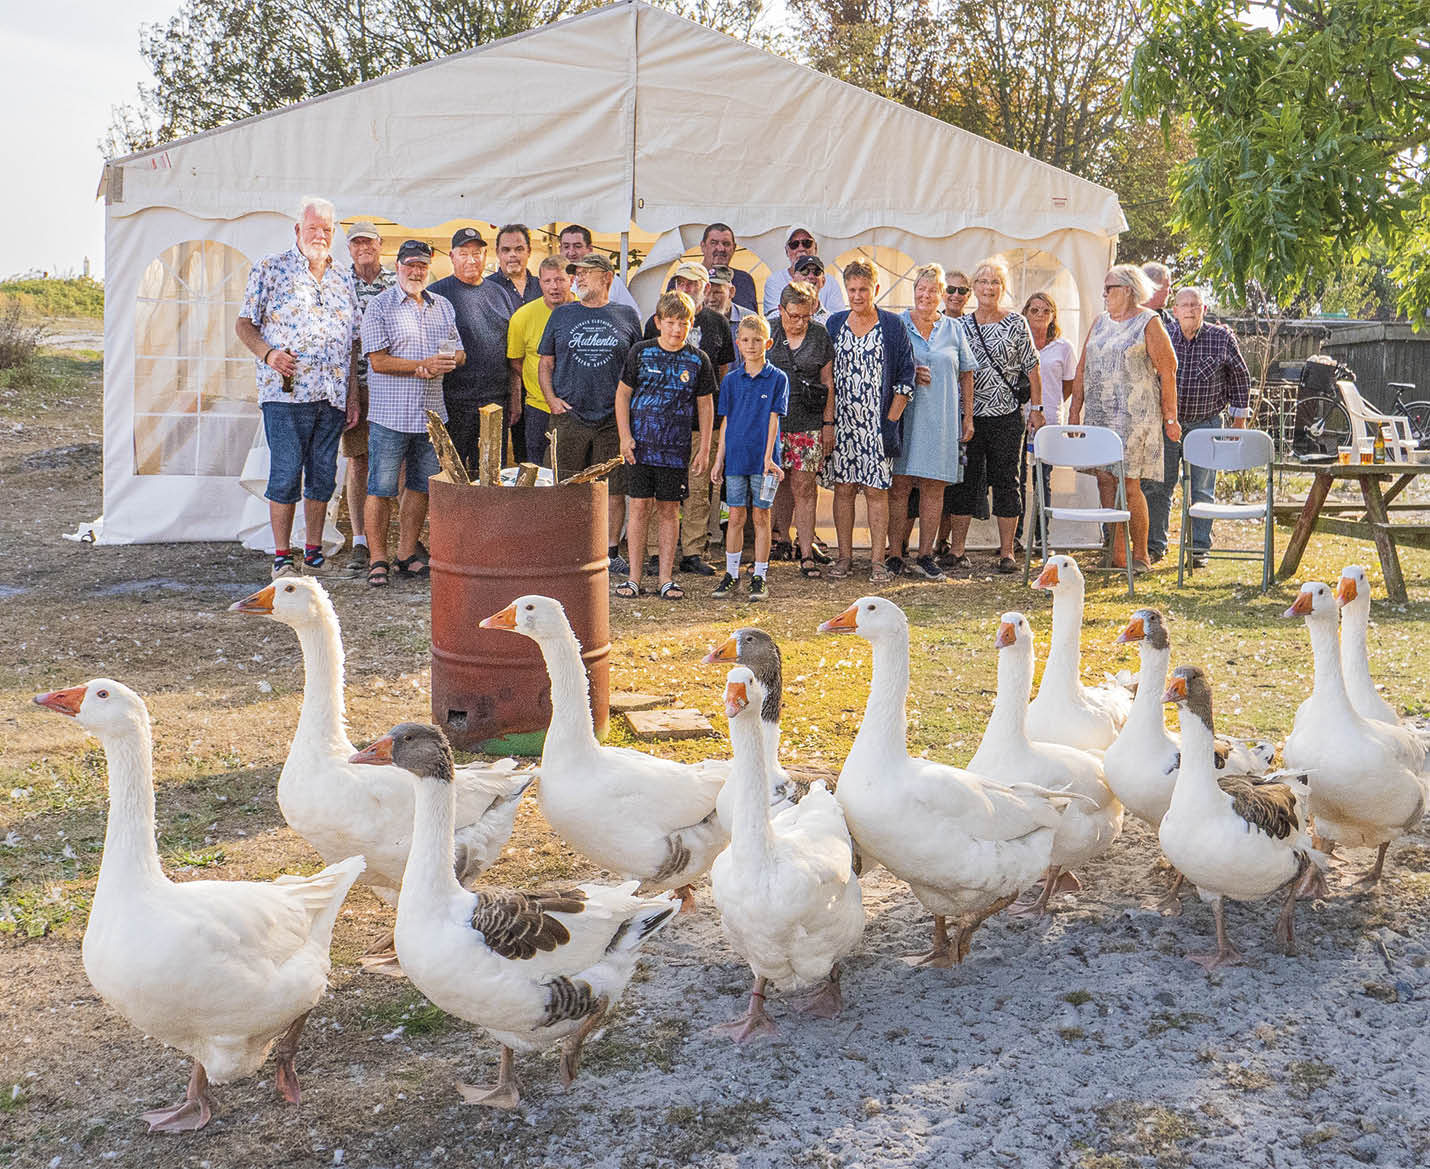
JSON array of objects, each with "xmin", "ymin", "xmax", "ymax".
[
  {"xmin": 367, "ymin": 422, "xmax": 441, "ymax": 497},
  {"xmin": 262, "ymin": 400, "xmax": 345, "ymax": 505},
  {"xmin": 725, "ymin": 472, "xmax": 774, "ymax": 510}
]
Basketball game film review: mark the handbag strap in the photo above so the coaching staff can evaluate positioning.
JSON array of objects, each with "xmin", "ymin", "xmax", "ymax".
[{"xmin": 968, "ymin": 316, "xmax": 1022, "ymax": 395}]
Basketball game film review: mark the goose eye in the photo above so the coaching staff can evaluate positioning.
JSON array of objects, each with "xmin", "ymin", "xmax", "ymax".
[
  {"xmin": 524, "ymin": 604, "xmax": 534, "ymax": 611},
  {"xmin": 96, "ymin": 689, "xmax": 109, "ymax": 699},
  {"xmin": 866, "ymin": 604, "xmax": 876, "ymax": 611},
  {"xmin": 284, "ymin": 584, "xmax": 296, "ymax": 593}
]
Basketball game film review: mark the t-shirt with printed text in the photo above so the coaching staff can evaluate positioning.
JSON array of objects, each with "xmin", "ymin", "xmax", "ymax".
[
  {"xmin": 620, "ymin": 340, "xmax": 717, "ymax": 469},
  {"xmin": 538, "ymin": 302, "xmax": 644, "ymax": 424}
]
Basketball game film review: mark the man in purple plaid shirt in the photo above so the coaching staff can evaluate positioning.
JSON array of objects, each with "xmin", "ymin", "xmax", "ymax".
[{"xmin": 1143, "ymin": 286, "xmax": 1251, "ymax": 564}]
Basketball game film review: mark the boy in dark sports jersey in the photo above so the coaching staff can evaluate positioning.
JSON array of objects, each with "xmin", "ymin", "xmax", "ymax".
[{"xmin": 614, "ymin": 291, "xmax": 717, "ymax": 600}]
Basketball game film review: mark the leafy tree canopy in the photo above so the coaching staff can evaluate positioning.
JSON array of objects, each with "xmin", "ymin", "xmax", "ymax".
[{"xmin": 1127, "ymin": 0, "xmax": 1430, "ymax": 321}]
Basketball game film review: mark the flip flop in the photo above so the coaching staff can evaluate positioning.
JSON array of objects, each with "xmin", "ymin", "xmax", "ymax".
[
  {"xmin": 659, "ymin": 580, "xmax": 685, "ymax": 600},
  {"xmin": 614, "ymin": 579, "xmax": 643, "ymax": 598}
]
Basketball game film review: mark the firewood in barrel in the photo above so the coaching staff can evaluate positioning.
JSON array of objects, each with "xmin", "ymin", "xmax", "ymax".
[
  {"xmin": 425, "ymin": 410, "xmax": 471, "ymax": 485},
  {"xmin": 478, "ymin": 403, "xmax": 503, "ymax": 486},
  {"xmin": 559, "ymin": 456, "xmax": 625, "ymax": 485}
]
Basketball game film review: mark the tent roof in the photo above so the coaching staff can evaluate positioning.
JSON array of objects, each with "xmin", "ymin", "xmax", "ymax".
[{"xmin": 104, "ymin": 0, "xmax": 1124, "ymax": 240}]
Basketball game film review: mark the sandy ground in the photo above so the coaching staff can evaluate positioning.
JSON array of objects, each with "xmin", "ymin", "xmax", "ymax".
[{"xmin": 2, "ymin": 350, "xmax": 1429, "ymax": 1168}]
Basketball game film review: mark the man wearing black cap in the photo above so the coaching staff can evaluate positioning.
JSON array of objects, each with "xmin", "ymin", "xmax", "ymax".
[
  {"xmin": 763, "ymin": 229, "xmax": 846, "ymax": 318},
  {"xmin": 538, "ymin": 252, "xmax": 643, "ymax": 572},
  {"xmin": 429, "ymin": 225, "xmax": 538, "ymax": 471}
]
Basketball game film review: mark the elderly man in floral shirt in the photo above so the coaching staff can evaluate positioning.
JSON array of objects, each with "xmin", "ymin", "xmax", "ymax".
[{"xmin": 236, "ymin": 195, "xmax": 359, "ymax": 578}]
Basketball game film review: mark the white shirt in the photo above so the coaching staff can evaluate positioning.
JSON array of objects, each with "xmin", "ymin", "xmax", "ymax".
[
  {"xmin": 569, "ymin": 272, "xmax": 639, "ymax": 313},
  {"xmin": 1036, "ymin": 336, "xmax": 1077, "ymax": 410},
  {"xmin": 762, "ymin": 266, "xmax": 846, "ymax": 316}
]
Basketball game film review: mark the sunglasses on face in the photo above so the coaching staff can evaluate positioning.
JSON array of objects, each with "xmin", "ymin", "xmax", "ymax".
[
  {"xmin": 945, "ymin": 285, "xmax": 970, "ymax": 295},
  {"xmin": 788, "ymin": 238, "xmax": 815, "ymax": 249}
]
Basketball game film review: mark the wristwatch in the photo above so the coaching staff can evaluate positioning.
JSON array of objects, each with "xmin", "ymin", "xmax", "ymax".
[{"xmin": 1029, "ymin": 404, "xmax": 1044, "ymax": 412}]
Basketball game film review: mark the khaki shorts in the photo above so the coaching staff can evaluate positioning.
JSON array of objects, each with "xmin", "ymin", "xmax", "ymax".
[{"xmin": 340, "ymin": 380, "xmax": 368, "ymax": 458}]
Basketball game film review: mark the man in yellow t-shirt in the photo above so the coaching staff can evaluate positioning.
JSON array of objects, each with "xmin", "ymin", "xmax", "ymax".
[{"xmin": 507, "ymin": 255, "xmax": 573, "ymax": 465}]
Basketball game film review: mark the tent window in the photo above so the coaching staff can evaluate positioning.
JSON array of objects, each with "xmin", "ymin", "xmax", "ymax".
[{"xmin": 133, "ymin": 241, "xmax": 254, "ymax": 476}]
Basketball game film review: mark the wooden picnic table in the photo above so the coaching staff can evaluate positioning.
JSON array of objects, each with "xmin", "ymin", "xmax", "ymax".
[{"xmin": 1273, "ymin": 460, "xmax": 1430, "ymax": 602}]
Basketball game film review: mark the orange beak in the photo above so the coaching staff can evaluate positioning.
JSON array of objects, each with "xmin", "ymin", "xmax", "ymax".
[
  {"xmin": 479, "ymin": 604, "xmax": 518, "ymax": 630},
  {"xmin": 1116, "ymin": 616, "xmax": 1146, "ymax": 644},
  {"xmin": 1284, "ymin": 590, "xmax": 1314, "ymax": 618},
  {"xmin": 724, "ymin": 680, "xmax": 749, "ymax": 719},
  {"xmin": 1162, "ymin": 676, "xmax": 1188, "ymax": 703},
  {"xmin": 229, "ymin": 584, "xmax": 275, "ymax": 615},
  {"xmin": 33, "ymin": 684, "xmax": 87, "ymax": 716},
  {"xmin": 1335, "ymin": 576, "xmax": 1357, "ymax": 606},
  {"xmin": 349, "ymin": 735, "xmax": 394, "ymax": 766},
  {"xmin": 818, "ymin": 606, "xmax": 859, "ymax": 633},
  {"xmin": 703, "ymin": 636, "xmax": 739, "ymax": 664},
  {"xmin": 1034, "ymin": 563, "xmax": 1060, "ymax": 590},
  {"xmin": 995, "ymin": 621, "xmax": 1017, "ymax": 649}
]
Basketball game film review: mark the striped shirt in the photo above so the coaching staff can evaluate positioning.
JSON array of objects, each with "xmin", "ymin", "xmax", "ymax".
[
  {"xmin": 351, "ymin": 265, "xmax": 395, "ymax": 394},
  {"xmin": 360, "ymin": 285, "xmax": 458, "ymax": 433},
  {"xmin": 1168, "ymin": 320, "xmax": 1252, "ymax": 422}
]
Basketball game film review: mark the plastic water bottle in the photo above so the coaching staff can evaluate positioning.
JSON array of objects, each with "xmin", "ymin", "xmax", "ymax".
[{"xmin": 758, "ymin": 472, "xmax": 779, "ymax": 505}]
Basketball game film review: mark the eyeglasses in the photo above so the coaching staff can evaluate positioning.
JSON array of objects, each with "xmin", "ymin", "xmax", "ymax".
[
  {"xmin": 788, "ymin": 238, "xmax": 815, "ymax": 249},
  {"xmin": 1026, "ymin": 306, "xmax": 1052, "ymax": 315},
  {"xmin": 1102, "ymin": 284, "xmax": 1122, "ymax": 292},
  {"xmin": 945, "ymin": 285, "xmax": 970, "ymax": 295}
]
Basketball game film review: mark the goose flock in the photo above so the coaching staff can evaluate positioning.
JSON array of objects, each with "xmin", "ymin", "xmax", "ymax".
[{"xmin": 29, "ymin": 560, "xmax": 1428, "ymax": 1131}]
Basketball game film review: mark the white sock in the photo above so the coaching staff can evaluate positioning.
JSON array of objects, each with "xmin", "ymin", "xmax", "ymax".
[
  {"xmin": 753, "ymin": 561, "xmax": 768, "ymax": 578},
  {"xmin": 352, "ymin": 534, "xmax": 368, "ymax": 548},
  {"xmin": 726, "ymin": 552, "xmax": 742, "ymax": 576}
]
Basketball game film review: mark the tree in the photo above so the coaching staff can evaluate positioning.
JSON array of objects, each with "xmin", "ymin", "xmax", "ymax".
[
  {"xmin": 1092, "ymin": 117, "xmax": 1197, "ymax": 272},
  {"xmin": 1127, "ymin": 0, "xmax": 1430, "ymax": 321}
]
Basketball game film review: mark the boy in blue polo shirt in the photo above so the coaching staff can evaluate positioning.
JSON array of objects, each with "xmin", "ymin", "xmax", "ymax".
[
  {"xmin": 710, "ymin": 314, "xmax": 789, "ymax": 601},
  {"xmin": 614, "ymin": 291, "xmax": 717, "ymax": 600}
]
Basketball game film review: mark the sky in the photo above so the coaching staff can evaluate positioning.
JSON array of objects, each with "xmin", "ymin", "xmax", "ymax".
[{"xmin": 1, "ymin": 1, "xmax": 179, "ymax": 279}]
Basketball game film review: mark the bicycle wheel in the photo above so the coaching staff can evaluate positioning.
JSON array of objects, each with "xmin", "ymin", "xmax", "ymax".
[
  {"xmin": 1402, "ymin": 400, "xmax": 1430, "ymax": 445},
  {"xmin": 1294, "ymin": 394, "xmax": 1351, "ymax": 456}
]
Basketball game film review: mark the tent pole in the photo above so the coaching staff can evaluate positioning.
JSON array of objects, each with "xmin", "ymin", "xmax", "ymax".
[{"xmin": 620, "ymin": 232, "xmax": 629, "ymax": 283}]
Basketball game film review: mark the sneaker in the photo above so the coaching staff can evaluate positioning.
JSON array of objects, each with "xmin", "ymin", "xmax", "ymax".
[
  {"xmin": 911, "ymin": 555, "xmax": 947, "ymax": 581},
  {"xmin": 303, "ymin": 547, "xmax": 325, "ymax": 571},
  {"xmin": 346, "ymin": 543, "xmax": 370, "ymax": 578},
  {"xmin": 885, "ymin": 556, "xmax": 905, "ymax": 576},
  {"xmin": 1192, "ymin": 552, "xmax": 1209, "ymax": 569},
  {"xmin": 271, "ymin": 553, "xmax": 297, "ymax": 579},
  {"xmin": 680, "ymin": 554, "xmax": 716, "ymax": 576},
  {"xmin": 712, "ymin": 572, "xmax": 737, "ymax": 599},
  {"xmin": 609, "ymin": 552, "xmax": 630, "ymax": 576},
  {"xmin": 748, "ymin": 573, "xmax": 768, "ymax": 602},
  {"xmin": 770, "ymin": 540, "xmax": 794, "ymax": 562}
]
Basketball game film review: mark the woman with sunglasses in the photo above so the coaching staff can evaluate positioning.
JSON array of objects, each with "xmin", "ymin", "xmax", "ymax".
[{"xmin": 1067, "ymin": 264, "xmax": 1179, "ymax": 572}]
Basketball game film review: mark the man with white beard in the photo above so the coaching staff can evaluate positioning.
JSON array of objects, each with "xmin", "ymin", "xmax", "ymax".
[
  {"xmin": 537, "ymin": 252, "xmax": 644, "ymax": 572},
  {"xmin": 237, "ymin": 195, "xmax": 360, "ymax": 579}
]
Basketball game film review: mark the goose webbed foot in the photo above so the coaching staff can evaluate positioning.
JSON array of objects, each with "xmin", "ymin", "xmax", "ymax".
[
  {"xmin": 1351, "ymin": 842, "xmax": 1389, "ymax": 890},
  {"xmin": 789, "ymin": 967, "xmax": 845, "ymax": 1018},
  {"xmin": 141, "ymin": 1062, "xmax": 214, "ymax": 1133},
  {"xmin": 712, "ymin": 978, "xmax": 778, "ymax": 1044},
  {"xmin": 1157, "ymin": 871, "xmax": 1188, "ymax": 916},
  {"xmin": 457, "ymin": 1046, "xmax": 521, "ymax": 1109},
  {"xmin": 902, "ymin": 916, "xmax": 957, "ymax": 967},
  {"xmin": 1188, "ymin": 900, "xmax": 1244, "ymax": 971},
  {"xmin": 674, "ymin": 884, "xmax": 698, "ymax": 914},
  {"xmin": 558, "ymin": 1000, "xmax": 608, "ymax": 1087},
  {"xmin": 273, "ymin": 1010, "xmax": 309, "ymax": 1104}
]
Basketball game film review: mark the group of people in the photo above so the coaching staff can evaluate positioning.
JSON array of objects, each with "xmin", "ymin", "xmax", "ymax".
[{"xmin": 236, "ymin": 198, "xmax": 1252, "ymax": 592}]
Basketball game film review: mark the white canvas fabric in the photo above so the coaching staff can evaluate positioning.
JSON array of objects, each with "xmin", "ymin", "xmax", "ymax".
[{"xmin": 94, "ymin": 0, "xmax": 1125, "ymax": 545}]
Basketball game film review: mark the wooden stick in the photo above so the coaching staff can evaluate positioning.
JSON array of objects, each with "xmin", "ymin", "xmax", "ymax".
[
  {"xmin": 560, "ymin": 456, "xmax": 625, "ymax": 485},
  {"xmin": 477, "ymin": 403, "xmax": 503, "ymax": 486},
  {"xmin": 515, "ymin": 462, "xmax": 541, "ymax": 487},
  {"xmin": 548, "ymin": 427, "xmax": 559, "ymax": 482},
  {"xmin": 425, "ymin": 410, "xmax": 471, "ymax": 486}
]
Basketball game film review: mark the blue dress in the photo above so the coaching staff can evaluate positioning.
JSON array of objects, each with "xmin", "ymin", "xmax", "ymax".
[{"xmin": 894, "ymin": 312, "xmax": 973, "ymax": 483}]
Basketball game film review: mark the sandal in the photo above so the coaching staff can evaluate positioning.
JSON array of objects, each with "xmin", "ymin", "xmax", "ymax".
[
  {"xmin": 827, "ymin": 557, "xmax": 852, "ymax": 579},
  {"xmin": 946, "ymin": 553, "xmax": 972, "ymax": 571},
  {"xmin": 997, "ymin": 556, "xmax": 1018, "ymax": 574},
  {"xmin": 659, "ymin": 580, "xmax": 685, "ymax": 600},
  {"xmin": 395, "ymin": 542, "xmax": 430, "ymax": 579},
  {"xmin": 367, "ymin": 560, "xmax": 390, "ymax": 588},
  {"xmin": 799, "ymin": 557, "xmax": 822, "ymax": 579},
  {"xmin": 869, "ymin": 565, "xmax": 893, "ymax": 585},
  {"xmin": 809, "ymin": 540, "xmax": 833, "ymax": 565},
  {"xmin": 614, "ymin": 579, "xmax": 643, "ymax": 598}
]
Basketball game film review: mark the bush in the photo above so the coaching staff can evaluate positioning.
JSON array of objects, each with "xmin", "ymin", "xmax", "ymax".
[
  {"xmin": 0, "ymin": 301, "xmax": 49, "ymax": 371},
  {"xmin": 0, "ymin": 276, "xmax": 104, "ymax": 319}
]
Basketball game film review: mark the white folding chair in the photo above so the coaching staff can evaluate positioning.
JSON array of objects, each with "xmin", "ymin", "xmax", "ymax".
[
  {"xmin": 1177, "ymin": 427, "xmax": 1274, "ymax": 591},
  {"xmin": 1024, "ymin": 425, "xmax": 1134, "ymax": 596},
  {"xmin": 1338, "ymin": 380, "xmax": 1419, "ymax": 461}
]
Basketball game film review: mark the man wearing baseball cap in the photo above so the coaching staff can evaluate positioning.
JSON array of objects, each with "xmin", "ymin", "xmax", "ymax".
[
  {"xmin": 703, "ymin": 265, "xmax": 753, "ymax": 328},
  {"xmin": 763, "ymin": 228, "xmax": 846, "ymax": 319},
  {"xmin": 358, "ymin": 239, "xmax": 462, "ymax": 588},
  {"xmin": 340, "ymin": 221, "xmax": 394, "ymax": 577}
]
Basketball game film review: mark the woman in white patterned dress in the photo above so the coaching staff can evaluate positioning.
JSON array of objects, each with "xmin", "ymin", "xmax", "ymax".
[{"xmin": 1068, "ymin": 264, "xmax": 1180, "ymax": 571}]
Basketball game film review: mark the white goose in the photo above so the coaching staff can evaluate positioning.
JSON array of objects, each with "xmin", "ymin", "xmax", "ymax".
[
  {"xmin": 481, "ymin": 596, "xmax": 728, "ymax": 910},
  {"xmin": 1283, "ymin": 581, "xmax": 1428, "ymax": 885},
  {"xmin": 1104, "ymin": 608, "xmax": 1276, "ymax": 828},
  {"xmin": 1336, "ymin": 565, "xmax": 1400, "ymax": 725},
  {"xmin": 34, "ymin": 680, "xmax": 363, "ymax": 1132},
  {"xmin": 701, "ymin": 627, "xmax": 806, "ymax": 830},
  {"xmin": 1027, "ymin": 556, "xmax": 1133, "ymax": 751},
  {"xmin": 354, "ymin": 722, "xmax": 677, "ymax": 1109},
  {"xmin": 820, "ymin": 597, "xmax": 1073, "ymax": 966},
  {"xmin": 710, "ymin": 667, "xmax": 864, "ymax": 1042},
  {"xmin": 1159, "ymin": 666, "xmax": 1320, "ymax": 970},
  {"xmin": 230, "ymin": 579, "xmax": 534, "ymax": 945},
  {"xmin": 969, "ymin": 613, "xmax": 1122, "ymax": 916}
]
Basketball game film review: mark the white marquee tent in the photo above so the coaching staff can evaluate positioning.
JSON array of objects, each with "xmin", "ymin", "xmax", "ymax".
[{"xmin": 91, "ymin": 0, "xmax": 1125, "ymax": 545}]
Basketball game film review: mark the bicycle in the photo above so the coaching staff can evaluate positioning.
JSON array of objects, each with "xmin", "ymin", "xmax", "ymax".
[
  {"xmin": 1291, "ymin": 358, "xmax": 1354, "ymax": 458},
  {"xmin": 1385, "ymin": 382, "xmax": 1430, "ymax": 444}
]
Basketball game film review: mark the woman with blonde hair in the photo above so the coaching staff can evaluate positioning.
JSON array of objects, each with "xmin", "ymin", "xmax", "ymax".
[
  {"xmin": 941, "ymin": 258, "xmax": 1042, "ymax": 573},
  {"xmin": 1067, "ymin": 263, "xmax": 1179, "ymax": 571}
]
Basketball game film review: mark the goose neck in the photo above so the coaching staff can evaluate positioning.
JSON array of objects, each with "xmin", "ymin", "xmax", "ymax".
[
  {"xmin": 1172, "ymin": 706, "xmax": 1221, "ymax": 795},
  {"xmin": 537, "ymin": 626, "xmax": 599, "ymax": 756},
  {"xmin": 728, "ymin": 715, "xmax": 775, "ymax": 867},
  {"xmin": 399, "ymin": 777, "xmax": 464, "ymax": 912},
  {"xmin": 985, "ymin": 643, "xmax": 1033, "ymax": 744},
  {"xmin": 1128, "ymin": 645, "xmax": 1171, "ymax": 729},
  {"xmin": 1042, "ymin": 589, "xmax": 1085, "ymax": 691},
  {"xmin": 293, "ymin": 610, "xmax": 353, "ymax": 757},
  {"xmin": 1306, "ymin": 615, "xmax": 1352, "ymax": 709},
  {"xmin": 95, "ymin": 718, "xmax": 166, "ymax": 893},
  {"xmin": 1338, "ymin": 603, "xmax": 1373, "ymax": 680},
  {"xmin": 853, "ymin": 631, "xmax": 909, "ymax": 757}
]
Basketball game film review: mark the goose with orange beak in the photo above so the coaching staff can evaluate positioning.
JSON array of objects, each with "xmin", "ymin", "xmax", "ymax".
[
  {"xmin": 34, "ymin": 678, "xmax": 364, "ymax": 1132},
  {"xmin": 1026, "ymin": 556, "xmax": 1132, "ymax": 751},
  {"xmin": 817, "ymin": 596, "xmax": 1074, "ymax": 966},
  {"xmin": 1283, "ymin": 581, "xmax": 1428, "ymax": 886},
  {"xmin": 1335, "ymin": 566, "xmax": 1400, "ymax": 725},
  {"xmin": 709, "ymin": 667, "xmax": 863, "ymax": 1042},
  {"xmin": 1158, "ymin": 665, "xmax": 1322, "ymax": 970},
  {"xmin": 480, "ymin": 595, "xmax": 728, "ymax": 912}
]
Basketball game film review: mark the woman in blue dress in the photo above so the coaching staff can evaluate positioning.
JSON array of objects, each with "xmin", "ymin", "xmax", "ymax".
[{"xmin": 887, "ymin": 265, "xmax": 976, "ymax": 580}]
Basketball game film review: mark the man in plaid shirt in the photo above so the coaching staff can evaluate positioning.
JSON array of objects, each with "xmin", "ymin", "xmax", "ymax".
[{"xmin": 1143, "ymin": 286, "xmax": 1252, "ymax": 564}]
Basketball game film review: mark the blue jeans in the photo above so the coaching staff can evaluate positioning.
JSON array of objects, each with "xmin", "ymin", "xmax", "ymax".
[
  {"xmin": 262, "ymin": 400, "xmax": 345, "ymax": 504},
  {"xmin": 725, "ymin": 473, "xmax": 774, "ymax": 510},
  {"xmin": 367, "ymin": 422, "xmax": 441, "ymax": 497},
  {"xmin": 1143, "ymin": 415, "xmax": 1221, "ymax": 557}
]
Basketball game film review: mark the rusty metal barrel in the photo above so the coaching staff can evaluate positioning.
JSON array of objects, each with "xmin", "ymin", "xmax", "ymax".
[{"xmin": 428, "ymin": 477, "xmax": 609, "ymax": 754}]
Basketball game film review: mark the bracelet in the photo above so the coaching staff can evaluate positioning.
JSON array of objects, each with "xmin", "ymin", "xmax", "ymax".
[
  {"xmin": 822, "ymin": 419, "xmax": 834, "ymax": 425},
  {"xmin": 262, "ymin": 347, "xmax": 274, "ymax": 366}
]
